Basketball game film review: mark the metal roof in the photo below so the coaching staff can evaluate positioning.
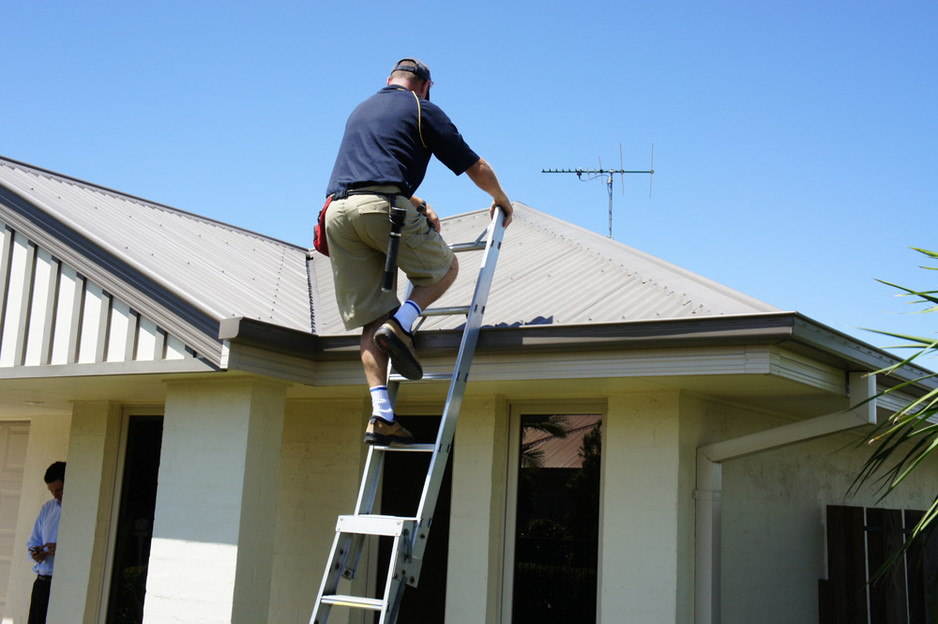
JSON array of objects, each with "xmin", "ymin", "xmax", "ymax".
[
  {"xmin": 0, "ymin": 157, "xmax": 312, "ymax": 334},
  {"xmin": 308, "ymin": 203, "xmax": 779, "ymax": 336},
  {"xmin": 0, "ymin": 156, "xmax": 778, "ymax": 348}
]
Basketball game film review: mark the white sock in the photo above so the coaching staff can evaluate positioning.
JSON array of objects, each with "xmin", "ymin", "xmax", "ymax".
[
  {"xmin": 393, "ymin": 300, "xmax": 422, "ymax": 332},
  {"xmin": 370, "ymin": 386, "xmax": 394, "ymax": 422}
]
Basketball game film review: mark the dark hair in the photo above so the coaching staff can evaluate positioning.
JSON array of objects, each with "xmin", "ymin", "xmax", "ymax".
[{"xmin": 44, "ymin": 461, "xmax": 66, "ymax": 484}]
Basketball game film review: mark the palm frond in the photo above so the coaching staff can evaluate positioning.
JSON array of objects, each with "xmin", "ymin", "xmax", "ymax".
[{"xmin": 852, "ymin": 247, "xmax": 938, "ymax": 577}]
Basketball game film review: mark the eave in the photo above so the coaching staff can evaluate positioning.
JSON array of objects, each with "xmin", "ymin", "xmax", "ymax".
[{"xmin": 220, "ymin": 311, "xmax": 936, "ymax": 394}]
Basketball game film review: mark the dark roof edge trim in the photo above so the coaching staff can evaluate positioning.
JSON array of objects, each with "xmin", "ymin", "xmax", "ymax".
[{"xmin": 220, "ymin": 317, "xmax": 319, "ymax": 356}]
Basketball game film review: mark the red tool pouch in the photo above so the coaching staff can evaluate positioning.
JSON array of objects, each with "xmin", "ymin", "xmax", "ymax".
[{"xmin": 313, "ymin": 196, "xmax": 333, "ymax": 256}]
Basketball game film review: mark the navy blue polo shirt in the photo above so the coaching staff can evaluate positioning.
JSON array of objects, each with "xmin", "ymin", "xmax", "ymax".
[{"xmin": 326, "ymin": 86, "xmax": 479, "ymax": 198}]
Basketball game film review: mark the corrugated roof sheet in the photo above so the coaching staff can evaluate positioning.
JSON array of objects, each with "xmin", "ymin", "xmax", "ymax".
[
  {"xmin": 308, "ymin": 203, "xmax": 779, "ymax": 336},
  {"xmin": 0, "ymin": 157, "xmax": 312, "ymax": 333},
  {"xmin": 0, "ymin": 156, "xmax": 778, "ymax": 343}
]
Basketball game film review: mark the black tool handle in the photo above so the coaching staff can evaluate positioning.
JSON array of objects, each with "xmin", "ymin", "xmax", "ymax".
[{"xmin": 382, "ymin": 205, "xmax": 408, "ymax": 292}]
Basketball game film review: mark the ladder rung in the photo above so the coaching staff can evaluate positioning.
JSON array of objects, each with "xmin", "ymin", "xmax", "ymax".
[
  {"xmin": 389, "ymin": 372, "xmax": 453, "ymax": 383},
  {"xmin": 422, "ymin": 305, "xmax": 471, "ymax": 317},
  {"xmin": 450, "ymin": 241, "xmax": 486, "ymax": 252},
  {"xmin": 320, "ymin": 594, "xmax": 385, "ymax": 611},
  {"xmin": 336, "ymin": 514, "xmax": 416, "ymax": 537},
  {"xmin": 371, "ymin": 443, "xmax": 435, "ymax": 453}
]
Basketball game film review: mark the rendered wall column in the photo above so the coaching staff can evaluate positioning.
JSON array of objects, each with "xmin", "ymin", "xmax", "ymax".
[
  {"xmin": 143, "ymin": 378, "xmax": 286, "ymax": 624},
  {"xmin": 268, "ymin": 398, "xmax": 366, "ymax": 624},
  {"xmin": 47, "ymin": 401, "xmax": 121, "ymax": 624},
  {"xmin": 601, "ymin": 392, "xmax": 683, "ymax": 623},
  {"xmin": 446, "ymin": 396, "xmax": 507, "ymax": 624}
]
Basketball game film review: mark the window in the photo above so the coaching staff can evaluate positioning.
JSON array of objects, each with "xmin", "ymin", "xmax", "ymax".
[{"xmin": 506, "ymin": 411, "xmax": 602, "ymax": 623}]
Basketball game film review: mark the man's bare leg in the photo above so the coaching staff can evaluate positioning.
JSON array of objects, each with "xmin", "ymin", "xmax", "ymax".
[
  {"xmin": 361, "ymin": 256, "xmax": 458, "ymax": 384},
  {"xmin": 363, "ymin": 257, "xmax": 458, "ymax": 444},
  {"xmin": 408, "ymin": 256, "xmax": 458, "ymax": 312},
  {"xmin": 361, "ymin": 315, "xmax": 391, "ymax": 388},
  {"xmin": 372, "ymin": 257, "xmax": 458, "ymax": 380}
]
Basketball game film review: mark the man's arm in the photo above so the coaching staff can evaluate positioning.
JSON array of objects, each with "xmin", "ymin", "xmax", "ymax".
[
  {"xmin": 27, "ymin": 509, "xmax": 45, "ymax": 562},
  {"xmin": 464, "ymin": 158, "xmax": 513, "ymax": 227}
]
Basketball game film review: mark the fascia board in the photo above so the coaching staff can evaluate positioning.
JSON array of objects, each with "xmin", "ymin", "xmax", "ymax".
[{"xmin": 0, "ymin": 357, "xmax": 217, "ymax": 379}]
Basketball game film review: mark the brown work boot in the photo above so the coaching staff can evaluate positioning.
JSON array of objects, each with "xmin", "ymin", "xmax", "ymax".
[
  {"xmin": 364, "ymin": 416, "xmax": 415, "ymax": 446},
  {"xmin": 373, "ymin": 317, "xmax": 423, "ymax": 380}
]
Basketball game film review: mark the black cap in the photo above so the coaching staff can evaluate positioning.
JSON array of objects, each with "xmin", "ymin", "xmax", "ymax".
[{"xmin": 391, "ymin": 58, "xmax": 431, "ymax": 83}]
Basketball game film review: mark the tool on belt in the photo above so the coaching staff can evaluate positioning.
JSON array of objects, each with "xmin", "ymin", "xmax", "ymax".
[{"xmin": 382, "ymin": 203, "xmax": 407, "ymax": 292}]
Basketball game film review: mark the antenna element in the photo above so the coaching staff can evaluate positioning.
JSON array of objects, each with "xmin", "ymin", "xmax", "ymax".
[{"xmin": 542, "ymin": 143, "xmax": 654, "ymax": 238}]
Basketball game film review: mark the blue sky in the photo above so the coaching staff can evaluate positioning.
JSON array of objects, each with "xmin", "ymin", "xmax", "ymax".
[{"xmin": 4, "ymin": 0, "xmax": 936, "ymax": 355}]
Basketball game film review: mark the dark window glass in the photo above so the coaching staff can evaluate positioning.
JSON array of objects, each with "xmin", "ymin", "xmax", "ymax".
[
  {"xmin": 106, "ymin": 416, "xmax": 162, "ymax": 624},
  {"xmin": 513, "ymin": 414, "xmax": 602, "ymax": 624}
]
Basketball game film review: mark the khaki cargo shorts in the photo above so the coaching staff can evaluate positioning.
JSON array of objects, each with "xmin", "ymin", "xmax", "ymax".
[{"xmin": 325, "ymin": 185, "xmax": 455, "ymax": 330}]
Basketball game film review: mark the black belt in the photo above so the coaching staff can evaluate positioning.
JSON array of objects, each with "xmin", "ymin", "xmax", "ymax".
[
  {"xmin": 331, "ymin": 189, "xmax": 403, "ymax": 201},
  {"xmin": 37, "ymin": 574, "xmax": 52, "ymax": 582}
]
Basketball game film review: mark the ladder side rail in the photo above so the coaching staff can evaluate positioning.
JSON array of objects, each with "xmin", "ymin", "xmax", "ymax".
[
  {"xmin": 353, "ymin": 446, "xmax": 384, "ymax": 515},
  {"xmin": 407, "ymin": 210, "xmax": 506, "ymax": 577},
  {"xmin": 380, "ymin": 530, "xmax": 412, "ymax": 624},
  {"xmin": 310, "ymin": 531, "xmax": 355, "ymax": 624}
]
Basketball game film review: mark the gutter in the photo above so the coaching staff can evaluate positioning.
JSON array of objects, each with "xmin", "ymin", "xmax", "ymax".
[
  {"xmin": 693, "ymin": 372, "xmax": 877, "ymax": 624},
  {"xmin": 220, "ymin": 313, "xmax": 935, "ymax": 389}
]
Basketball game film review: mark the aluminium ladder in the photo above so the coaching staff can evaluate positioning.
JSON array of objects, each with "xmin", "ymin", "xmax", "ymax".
[{"xmin": 310, "ymin": 208, "xmax": 508, "ymax": 624}]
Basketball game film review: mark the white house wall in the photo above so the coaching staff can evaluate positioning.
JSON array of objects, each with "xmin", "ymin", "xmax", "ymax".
[
  {"xmin": 265, "ymin": 385, "xmax": 938, "ymax": 624},
  {"xmin": 2, "ymin": 377, "xmax": 936, "ymax": 623},
  {"xmin": 447, "ymin": 396, "xmax": 510, "ymax": 624},
  {"xmin": 717, "ymin": 410, "xmax": 938, "ymax": 623},
  {"xmin": 0, "ymin": 223, "xmax": 192, "ymax": 370}
]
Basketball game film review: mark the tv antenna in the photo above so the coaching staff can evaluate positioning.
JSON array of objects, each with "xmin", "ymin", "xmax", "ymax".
[{"xmin": 542, "ymin": 143, "xmax": 654, "ymax": 238}]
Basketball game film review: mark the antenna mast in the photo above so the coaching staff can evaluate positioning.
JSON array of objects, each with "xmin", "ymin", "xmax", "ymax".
[{"xmin": 542, "ymin": 143, "xmax": 654, "ymax": 238}]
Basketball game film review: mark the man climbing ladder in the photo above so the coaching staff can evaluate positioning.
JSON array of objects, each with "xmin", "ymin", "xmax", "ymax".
[
  {"xmin": 312, "ymin": 57, "xmax": 512, "ymax": 623},
  {"xmin": 320, "ymin": 57, "xmax": 512, "ymax": 446},
  {"xmin": 312, "ymin": 205, "xmax": 508, "ymax": 624}
]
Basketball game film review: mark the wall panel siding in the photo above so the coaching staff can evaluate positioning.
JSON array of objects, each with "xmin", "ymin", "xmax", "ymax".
[
  {"xmin": 106, "ymin": 299, "xmax": 132, "ymax": 362},
  {"xmin": 0, "ymin": 232, "xmax": 33, "ymax": 367},
  {"xmin": 50, "ymin": 264, "xmax": 78, "ymax": 365},
  {"xmin": 0, "ymin": 222, "xmax": 197, "ymax": 369},
  {"xmin": 24, "ymin": 248, "xmax": 58, "ymax": 366},
  {"xmin": 78, "ymin": 281, "xmax": 104, "ymax": 363}
]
